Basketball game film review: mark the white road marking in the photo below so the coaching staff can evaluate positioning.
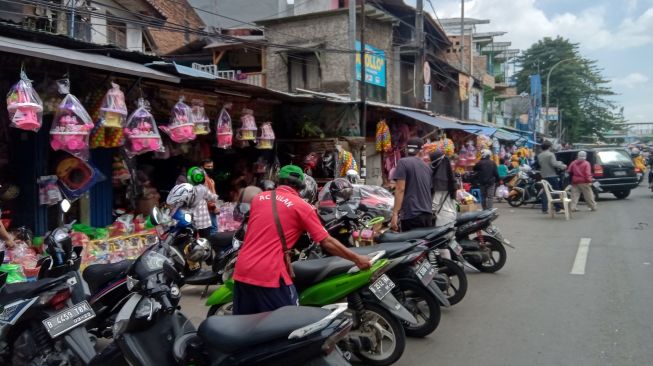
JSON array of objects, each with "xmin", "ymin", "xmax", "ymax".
[{"xmin": 571, "ymin": 238, "xmax": 591, "ymax": 275}]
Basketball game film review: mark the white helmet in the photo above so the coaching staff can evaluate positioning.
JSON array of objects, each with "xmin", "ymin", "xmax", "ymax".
[
  {"xmin": 345, "ymin": 169, "xmax": 360, "ymax": 184},
  {"xmin": 166, "ymin": 183, "xmax": 195, "ymax": 207}
]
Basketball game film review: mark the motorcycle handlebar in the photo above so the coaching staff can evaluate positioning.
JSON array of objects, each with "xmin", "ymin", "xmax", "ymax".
[{"xmin": 157, "ymin": 291, "xmax": 174, "ymax": 313}]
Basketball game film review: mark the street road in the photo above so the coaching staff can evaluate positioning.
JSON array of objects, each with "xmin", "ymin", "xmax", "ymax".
[{"xmin": 180, "ymin": 185, "xmax": 653, "ymax": 366}]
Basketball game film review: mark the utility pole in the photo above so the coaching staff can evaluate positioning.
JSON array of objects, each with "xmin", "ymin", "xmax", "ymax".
[
  {"xmin": 545, "ymin": 57, "xmax": 574, "ymax": 137},
  {"xmin": 415, "ymin": 0, "xmax": 424, "ymax": 108},
  {"xmin": 349, "ymin": 0, "xmax": 357, "ymax": 101},
  {"xmin": 459, "ymin": 0, "xmax": 465, "ymax": 120},
  {"xmin": 359, "ymin": 0, "xmax": 367, "ymax": 178}
]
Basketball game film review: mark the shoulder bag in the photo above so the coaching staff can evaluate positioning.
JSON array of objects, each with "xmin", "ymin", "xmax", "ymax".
[{"xmin": 271, "ymin": 189, "xmax": 295, "ymax": 278}]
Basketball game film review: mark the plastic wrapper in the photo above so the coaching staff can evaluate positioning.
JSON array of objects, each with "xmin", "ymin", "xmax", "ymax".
[
  {"xmin": 37, "ymin": 175, "xmax": 63, "ymax": 206},
  {"xmin": 495, "ymin": 184, "xmax": 509, "ymax": 199},
  {"xmin": 215, "ymin": 105, "xmax": 233, "ymax": 148},
  {"xmin": 50, "ymin": 86, "xmax": 94, "ymax": 159},
  {"xmin": 6, "ymin": 71, "xmax": 43, "ymax": 132},
  {"xmin": 318, "ymin": 184, "xmax": 394, "ymax": 222},
  {"xmin": 99, "ymin": 82, "xmax": 128, "ymax": 128},
  {"xmin": 56, "ymin": 156, "xmax": 105, "ymax": 200},
  {"xmin": 236, "ymin": 108, "xmax": 257, "ymax": 141},
  {"xmin": 124, "ymin": 98, "xmax": 164, "ymax": 157},
  {"xmin": 191, "ymin": 99, "xmax": 210, "ymax": 135},
  {"xmin": 0, "ymin": 263, "xmax": 26, "ymax": 283},
  {"xmin": 257, "ymin": 122, "xmax": 275, "ymax": 149},
  {"xmin": 160, "ymin": 96, "xmax": 196, "ymax": 143},
  {"xmin": 456, "ymin": 189, "xmax": 477, "ymax": 204}
]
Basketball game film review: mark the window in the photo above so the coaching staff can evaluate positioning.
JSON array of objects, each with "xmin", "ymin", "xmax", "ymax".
[
  {"xmin": 597, "ymin": 150, "xmax": 631, "ymax": 164},
  {"xmin": 288, "ymin": 53, "xmax": 321, "ymax": 91},
  {"xmin": 107, "ymin": 18, "xmax": 127, "ymax": 48},
  {"xmin": 473, "ymin": 92, "xmax": 480, "ymax": 107}
]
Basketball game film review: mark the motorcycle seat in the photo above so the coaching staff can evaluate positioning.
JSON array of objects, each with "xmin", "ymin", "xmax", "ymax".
[
  {"xmin": 199, "ymin": 305, "xmax": 330, "ymax": 353},
  {"xmin": 456, "ymin": 209, "xmax": 496, "ymax": 225},
  {"xmin": 0, "ymin": 276, "xmax": 68, "ymax": 305},
  {"xmin": 348, "ymin": 241, "xmax": 422, "ymax": 258},
  {"xmin": 292, "ymin": 257, "xmax": 355, "ymax": 288},
  {"xmin": 378, "ymin": 225, "xmax": 451, "ymax": 243},
  {"xmin": 207, "ymin": 231, "xmax": 235, "ymax": 252},
  {"xmin": 83, "ymin": 260, "xmax": 133, "ymax": 294}
]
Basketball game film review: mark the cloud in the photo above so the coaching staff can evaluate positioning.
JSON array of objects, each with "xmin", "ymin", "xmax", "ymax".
[
  {"xmin": 432, "ymin": 0, "xmax": 653, "ymax": 51},
  {"xmin": 612, "ymin": 72, "xmax": 650, "ymax": 88}
]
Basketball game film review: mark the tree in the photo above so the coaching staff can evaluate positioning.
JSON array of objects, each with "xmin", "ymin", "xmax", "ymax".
[{"xmin": 516, "ymin": 37, "xmax": 622, "ymax": 142}]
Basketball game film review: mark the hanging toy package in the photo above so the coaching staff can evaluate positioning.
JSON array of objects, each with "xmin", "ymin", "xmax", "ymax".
[
  {"xmin": 37, "ymin": 175, "xmax": 63, "ymax": 206},
  {"xmin": 160, "ymin": 96, "xmax": 196, "ymax": 143},
  {"xmin": 124, "ymin": 98, "xmax": 164, "ymax": 157},
  {"xmin": 257, "ymin": 122, "xmax": 275, "ymax": 149},
  {"xmin": 99, "ymin": 82, "xmax": 128, "ymax": 128},
  {"xmin": 6, "ymin": 70, "xmax": 43, "ymax": 132},
  {"xmin": 191, "ymin": 99, "xmax": 210, "ymax": 135},
  {"xmin": 215, "ymin": 104, "xmax": 233, "ymax": 148},
  {"xmin": 375, "ymin": 119, "xmax": 392, "ymax": 152},
  {"xmin": 236, "ymin": 108, "xmax": 257, "ymax": 141},
  {"xmin": 50, "ymin": 79, "xmax": 94, "ymax": 160}
]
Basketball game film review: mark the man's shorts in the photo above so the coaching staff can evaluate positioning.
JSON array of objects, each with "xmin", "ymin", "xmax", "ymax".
[{"xmin": 233, "ymin": 279, "xmax": 299, "ymax": 315}]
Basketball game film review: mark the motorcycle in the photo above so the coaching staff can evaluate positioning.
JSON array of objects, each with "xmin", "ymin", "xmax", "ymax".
[
  {"xmin": 452, "ymin": 208, "xmax": 513, "ymax": 272},
  {"xmin": 506, "ymin": 167, "xmax": 543, "ymax": 207},
  {"xmin": 112, "ymin": 207, "xmax": 355, "ymax": 366},
  {"xmin": 0, "ymin": 251, "xmax": 98, "ymax": 365}
]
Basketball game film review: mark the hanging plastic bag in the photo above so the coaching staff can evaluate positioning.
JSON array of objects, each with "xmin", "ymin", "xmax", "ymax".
[
  {"xmin": 215, "ymin": 105, "xmax": 233, "ymax": 148},
  {"xmin": 375, "ymin": 119, "xmax": 392, "ymax": 152},
  {"xmin": 160, "ymin": 96, "xmax": 196, "ymax": 143},
  {"xmin": 6, "ymin": 70, "xmax": 43, "ymax": 132},
  {"xmin": 495, "ymin": 184, "xmax": 509, "ymax": 199},
  {"xmin": 37, "ymin": 175, "xmax": 63, "ymax": 206},
  {"xmin": 236, "ymin": 108, "xmax": 257, "ymax": 141},
  {"xmin": 191, "ymin": 99, "xmax": 210, "ymax": 135},
  {"xmin": 257, "ymin": 122, "xmax": 275, "ymax": 149},
  {"xmin": 50, "ymin": 79, "xmax": 94, "ymax": 160},
  {"xmin": 124, "ymin": 98, "xmax": 165, "ymax": 157},
  {"xmin": 99, "ymin": 82, "xmax": 128, "ymax": 128},
  {"xmin": 338, "ymin": 149, "xmax": 358, "ymax": 177}
]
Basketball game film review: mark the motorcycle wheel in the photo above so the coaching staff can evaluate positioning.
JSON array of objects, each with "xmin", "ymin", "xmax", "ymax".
[
  {"xmin": 506, "ymin": 192, "xmax": 524, "ymax": 207},
  {"xmin": 436, "ymin": 258, "xmax": 468, "ymax": 306},
  {"xmin": 472, "ymin": 235, "xmax": 507, "ymax": 273},
  {"xmin": 353, "ymin": 302, "xmax": 406, "ymax": 366},
  {"xmin": 207, "ymin": 302, "xmax": 234, "ymax": 317},
  {"xmin": 393, "ymin": 279, "xmax": 441, "ymax": 337}
]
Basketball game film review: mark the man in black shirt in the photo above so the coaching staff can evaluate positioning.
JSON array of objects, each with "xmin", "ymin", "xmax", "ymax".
[
  {"xmin": 391, "ymin": 137, "xmax": 434, "ymax": 231},
  {"xmin": 473, "ymin": 149, "xmax": 500, "ymax": 210}
]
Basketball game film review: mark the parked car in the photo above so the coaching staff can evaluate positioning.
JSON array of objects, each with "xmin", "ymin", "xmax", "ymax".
[{"xmin": 555, "ymin": 148, "xmax": 638, "ymax": 199}]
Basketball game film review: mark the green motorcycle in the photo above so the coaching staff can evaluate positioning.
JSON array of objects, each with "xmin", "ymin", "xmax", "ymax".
[{"xmin": 206, "ymin": 251, "xmax": 416, "ymax": 366}]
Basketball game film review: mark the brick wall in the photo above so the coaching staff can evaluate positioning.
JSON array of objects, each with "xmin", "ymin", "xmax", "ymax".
[{"xmin": 147, "ymin": 0, "xmax": 205, "ymax": 55}]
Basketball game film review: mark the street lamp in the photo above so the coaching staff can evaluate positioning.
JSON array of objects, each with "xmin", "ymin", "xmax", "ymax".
[{"xmin": 545, "ymin": 58, "xmax": 575, "ymax": 136}]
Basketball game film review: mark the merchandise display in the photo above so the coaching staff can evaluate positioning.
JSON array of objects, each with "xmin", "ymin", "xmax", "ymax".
[
  {"xmin": 6, "ymin": 71, "xmax": 43, "ymax": 131},
  {"xmin": 236, "ymin": 108, "xmax": 257, "ymax": 141},
  {"xmin": 257, "ymin": 121, "xmax": 275, "ymax": 149},
  {"xmin": 216, "ymin": 105, "xmax": 233, "ymax": 148},
  {"xmin": 37, "ymin": 175, "xmax": 63, "ymax": 206},
  {"xmin": 191, "ymin": 99, "xmax": 211, "ymax": 135},
  {"xmin": 99, "ymin": 82, "xmax": 128, "ymax": 128},
  {"xmin": 375, "ymin": 119, "xmax": 392, "ymax": 152},
  {"xmin": 160, "ymin": 96, "xmax": 196, "ymax": 143},
  {"xmin": 124, "ymin": 98, "xmax": 165, "ymax": 157},
  {"xmin": 50, "ymin": 82, "xmax": 94, "ymax": 159}
]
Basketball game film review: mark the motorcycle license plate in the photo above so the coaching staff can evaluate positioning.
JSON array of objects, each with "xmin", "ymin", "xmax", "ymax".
[
  {"xmin": 414, "ymin": 260, "xmax": 437, "ymax": 286},
  {"xmin": 369, "ymin": 274, "xmax": 395, "ymax": 300},
  {"xmin": 449, "ymin": 240, "xmax": 463, "ymax": 255},
  {"xmin": 42, "ymin": 300, "xmax": 95, "ymax": 338},
  {"xmin": 487, "ymin": 225, "xmax": 511, "ymax": 245}
]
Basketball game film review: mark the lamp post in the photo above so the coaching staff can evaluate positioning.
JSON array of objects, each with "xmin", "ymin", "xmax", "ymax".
[{"xmin": 545, "ymin": 57, "xmax": 575, "ymax": 136}]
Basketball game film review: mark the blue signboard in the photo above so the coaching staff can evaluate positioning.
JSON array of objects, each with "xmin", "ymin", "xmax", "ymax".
[{"xmin": 355, "ymin": 41, "xmax": 386, "ymax": 87}]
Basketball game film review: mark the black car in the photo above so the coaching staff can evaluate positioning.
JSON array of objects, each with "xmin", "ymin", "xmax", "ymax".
[{"xmin": 555, "ymin": 148, "xmax": 638, "ymax": 199}]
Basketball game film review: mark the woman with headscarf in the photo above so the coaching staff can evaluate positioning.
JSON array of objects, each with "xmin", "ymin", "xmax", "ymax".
[
  {"xmin": 430, "ymin": 150, "xmax": 458, "ymax": 226},
  {"xmin": 473, "ymin": 149, "xmax": 500, "ymax": 210}
]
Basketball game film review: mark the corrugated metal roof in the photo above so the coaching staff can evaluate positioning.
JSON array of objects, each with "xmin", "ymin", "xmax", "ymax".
[{"xmin": 391, "ymin": 109, "xmax": 471, "ymax": 130}]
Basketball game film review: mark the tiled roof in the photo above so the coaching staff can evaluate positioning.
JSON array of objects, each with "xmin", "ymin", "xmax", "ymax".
[{"xmin": 146, "ymin": 0, "xmax": 206, "ymax": 55}]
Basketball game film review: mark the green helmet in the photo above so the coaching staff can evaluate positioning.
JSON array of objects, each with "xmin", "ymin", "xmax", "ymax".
[
  {"xmin": 278, "ymin": 164, "xmax": 305, "ymax": 182},
  {"xmin": 187, "ymin": 166, "xmax": 206, "ymax": 185}
]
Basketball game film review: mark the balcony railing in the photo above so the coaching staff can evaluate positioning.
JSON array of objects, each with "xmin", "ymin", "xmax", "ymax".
[{"xmin": 192, "ymin": 63, "xmax": 266, "ymax": 87}]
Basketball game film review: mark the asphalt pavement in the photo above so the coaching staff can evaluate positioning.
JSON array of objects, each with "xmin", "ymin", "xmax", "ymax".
[{"xmin": 179, "ymin": 185, "xmax": 653, "ymax": 366}]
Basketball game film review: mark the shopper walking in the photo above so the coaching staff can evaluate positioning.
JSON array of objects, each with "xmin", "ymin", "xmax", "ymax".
[
  {"xmin": 567, "ymin": 151, "xmax": 597, "ymax": 211},
  {"xmin": 201, "ymin": 159, "xmax": 219, "ymax": 234},
  {"xmin": 390, "ymin": 137, "xmax": 434, "ymax": 231},
  {"xmin": 430, "ymin": 150, "xmax": 457, "ymax": 226},
  {"xmin": 186, "ymin": 166, "xmax": 218, "ymax": 238},
  {"xmin": 473, "ymin": 149, "xmax": 500, "ymax": 210},
  {"xmin": 537, "ymin": 141, "xmax": 567, "ymax": 214}
]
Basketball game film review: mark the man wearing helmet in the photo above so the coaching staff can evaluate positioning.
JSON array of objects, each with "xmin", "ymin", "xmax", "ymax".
[
  {"xmin": 232, "ymin": 165, "xmax": 371, "ymax": 315},
  {"xmin": 186, "ymin": 167, "xmax": 218, "ymax": 238}
]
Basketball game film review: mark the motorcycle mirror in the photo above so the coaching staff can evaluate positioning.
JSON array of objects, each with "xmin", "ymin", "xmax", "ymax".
[
  {"xmin": 151, "ymin": 207, "xmax": 162, "ymax": 226},
  {"xmin": 60, "ymin": 199, "xmax": 71, "ymax": 213},
  {"xmin": 163, "ymin": 260, "xmax": 183, "ymax": 285}
]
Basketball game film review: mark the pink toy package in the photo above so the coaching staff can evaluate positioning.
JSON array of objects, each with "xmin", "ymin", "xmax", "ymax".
[
  {"xmin": 124, "ymin": 98, "xmax": 165, "ymax": 157},
  {"xmin": 6, "ymin": 71, "xmax": 43, "ymax": 132},
  {"xmin": 159, "ymin": 96, "xmax": 196, "ymax": 143},
  {"xmin": 49, "ymin": 79, "xmax": 94, "ymax": 160},
  {"xmin": 191, "ymin": 99, "xmax": 210, "ymax": 135},
  {"xmin": 99, "ymin": 82, "xmax": 128, "ymax": 128},
  {"xmin": 236, "ymin": 108, "xmax": 257, "ymax": 141},
  {"xmin": 215, "ymin": 103, "xmax": 233, "ymax": 149},
  {"xmin": 257, "ymin": 122, "xmax": 275, "ymax": 149}
]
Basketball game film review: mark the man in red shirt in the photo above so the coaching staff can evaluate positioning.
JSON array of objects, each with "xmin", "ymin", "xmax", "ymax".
[
  {"xmin": 567, "ymin": 151, "xmax": 597, "ymax": 212},
  {"xmin": 232, "ymin": 165, "xmax": 371, "ymax": 315}
]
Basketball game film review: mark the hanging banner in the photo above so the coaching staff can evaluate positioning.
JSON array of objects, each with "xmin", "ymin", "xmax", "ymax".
[
  {"xmin": 355, "ymin": 41, "xmax": 386, "ymax": 87},
  {"xmin": 540, "ymin": 107, "xmax": 558, "ymax": 121},
  {"xmin": 459, "ymin": 73, "xmax": 471, "ymax": 101}
]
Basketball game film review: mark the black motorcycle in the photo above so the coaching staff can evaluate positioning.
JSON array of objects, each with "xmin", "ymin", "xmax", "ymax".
[
  {"xmin": 110, "ymin": 207, "xmax": 354, "ymax": 366},
  {"xmin": 506, "ymin": 169, "xmax": 544, "ymax": 207},
  {"xmin": 453, "ymin": 208, "xmax": 513, "ymax": 273}
]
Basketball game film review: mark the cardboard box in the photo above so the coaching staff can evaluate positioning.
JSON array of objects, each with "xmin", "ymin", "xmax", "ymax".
[{"xmin": 459, "ymin": 203, "xmax": 481, "ymax": 213}]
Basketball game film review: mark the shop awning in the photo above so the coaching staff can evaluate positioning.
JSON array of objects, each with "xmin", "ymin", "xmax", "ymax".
[
  {"xmin": 391, "ymin": 109, "xmax": 469, "ymax": 130},
  {"xmin": 493, "ymin": 128, "xmax": 522, "ymax": 142},
  {"xmin": 461, "ymin": 124, "xmax": 497, "ymax": 136},
  {"xmin": 0, "ymin": 36, "xmax": 180, "ymax": 84},
  {"xmin": 145, "ymin": 61, "xmax": 218, "ymax": 79}
]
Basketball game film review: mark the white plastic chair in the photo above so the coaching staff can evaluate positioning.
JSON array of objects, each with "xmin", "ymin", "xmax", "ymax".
[{"xmin": 540, "ymin": 180, "xmax": 572, "ymax": 220}]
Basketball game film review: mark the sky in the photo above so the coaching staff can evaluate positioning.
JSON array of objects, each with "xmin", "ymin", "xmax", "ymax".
[{"xmin": 426, "ymin": 0, "xmax": 653, "ymax": 123}]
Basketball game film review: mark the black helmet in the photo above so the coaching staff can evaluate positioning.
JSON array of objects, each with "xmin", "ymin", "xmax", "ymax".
[
  {"xmin": 328, "ymin": 178, "xmax": 354, "ymax": 204},
  {"xmin": 258, "ymin": 179, "xmax": 276, "ymax": 191},
  {"xmin": 300, "ymin": 175, "xmax": 318, "ymax": 204}
]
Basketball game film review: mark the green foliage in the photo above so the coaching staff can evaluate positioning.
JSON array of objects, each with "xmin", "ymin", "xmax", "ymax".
[{"xmin": 516, "ymin": 37, "xmax": 622, "ymax": 142}]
